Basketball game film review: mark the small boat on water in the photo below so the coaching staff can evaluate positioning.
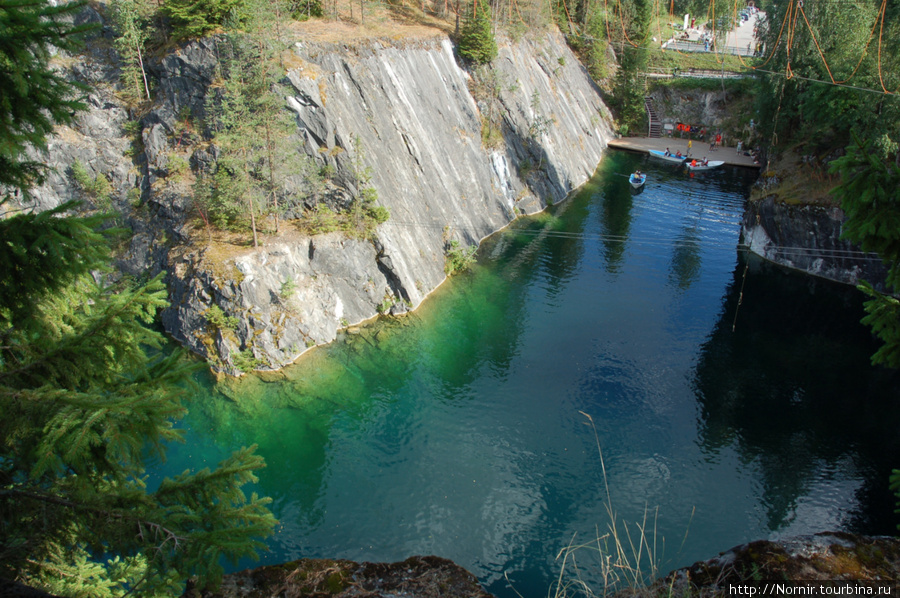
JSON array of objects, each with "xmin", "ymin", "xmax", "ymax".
[
  {"xmin": 685, "ymin": 159, "xmax": 725, "ymax": 172},
  {"xmin": 629, "ymin": 172, "xmax": 647, "ymax": 188},
  {"xmin": 649, "ymin": 149, "xmax": 688, "ymax": 164}
]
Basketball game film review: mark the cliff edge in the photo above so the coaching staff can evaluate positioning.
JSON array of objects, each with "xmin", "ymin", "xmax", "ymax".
[{"xmin": 25, "ymin": 19, "xmax": 614, "ymax": 375}]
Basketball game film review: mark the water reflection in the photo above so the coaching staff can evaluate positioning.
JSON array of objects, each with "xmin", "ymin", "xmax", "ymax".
[
  {"xmin": 668, "ymin": 209, "xmax": 703, "ymax": 291},
  {"xmin": 596, "ymin": 172, "xmax": 634, "ymax": 274},
  {"xmin": 151, "ymin": 152, "xmax": 900, "ymax": 598},
  {"xmin": 694, "ymin": 253, "xmax": 900, "ymax": 533}
]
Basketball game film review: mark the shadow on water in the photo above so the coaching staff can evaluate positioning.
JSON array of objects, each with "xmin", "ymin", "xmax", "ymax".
[
  {"xmin": 694, "ymin": 252, "xmax": 900, "ymax": 534},
  {"xmin": 149, "ymin": 151, "xmax": 900, "ymax": 598}
]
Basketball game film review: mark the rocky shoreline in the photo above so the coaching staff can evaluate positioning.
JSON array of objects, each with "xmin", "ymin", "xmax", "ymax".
[{"xmin": 182, "ymin": 533, "xmax": 899, "ymax": 597}]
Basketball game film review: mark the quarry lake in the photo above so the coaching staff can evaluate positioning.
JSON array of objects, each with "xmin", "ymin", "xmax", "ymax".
[{"xmin": 151, "ymin": 150, "xmax": 900, "ymax": 597}]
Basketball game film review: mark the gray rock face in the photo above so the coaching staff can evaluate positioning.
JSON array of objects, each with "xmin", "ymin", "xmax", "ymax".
[
  {"xmin": 26, "ymin": 26, "xmax": 614, "ymax": 375},
  {"xmin": 159, "ymin": 31, "xmax": 613, "ymax": 374},
  {"xmin": 741, "ymin": 196, "xmax": 889, "ymax": 290}
]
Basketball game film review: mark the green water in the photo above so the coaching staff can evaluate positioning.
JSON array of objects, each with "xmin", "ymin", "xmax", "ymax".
[{"xmin": 152, "ymin": 150, "xmax": 900, "ymax": 597}]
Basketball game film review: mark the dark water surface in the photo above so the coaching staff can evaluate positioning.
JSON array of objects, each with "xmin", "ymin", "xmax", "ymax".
[{"xmin": 153, "ymin": 150, "xmax": 900, "ymax": 596}]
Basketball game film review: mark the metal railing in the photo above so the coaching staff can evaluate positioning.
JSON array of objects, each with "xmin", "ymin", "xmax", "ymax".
[{"xmin": 645, "ymin": 66, "xmax": 750, "ymax": 79}]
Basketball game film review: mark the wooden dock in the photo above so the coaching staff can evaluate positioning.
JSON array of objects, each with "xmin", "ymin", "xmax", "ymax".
[{"xmin": 608, "ymin": 137, "xmax": 761, "ymax": 168}]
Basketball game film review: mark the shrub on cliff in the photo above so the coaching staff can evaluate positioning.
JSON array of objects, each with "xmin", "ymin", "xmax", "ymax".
[
  {"xmin": 0, "ymin": 0, "xmax": 91, "ymax": 195},
  {"xmin": 0, "ymin": 2, "xmax": 276, "ymax": 594},
  {"xmin": 830, "ymin": 133, "xmax": 900, "ymax": 370},
  {"xmin": 163, "ymin": 0, "xmax": 245, "ymax": 39},
  {"xmin": 458, "ymin": 0, "xmax": 497, "ymax": 65}
]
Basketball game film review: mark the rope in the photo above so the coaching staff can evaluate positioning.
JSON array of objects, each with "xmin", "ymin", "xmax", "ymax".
[
  {"xmin": 798, "ymin": 1, "xmax": 837, "ymax": 84},
  {"xmin": 732, "ymin": 257, "xmax": 750, "ymax": 332},
  {"xmin": 876, "ymin": 0, "xmax": 895, "ymax": 94},
  {"xmin": 381, "ymin": 220, "xmax": 886, "ymax": 261}
]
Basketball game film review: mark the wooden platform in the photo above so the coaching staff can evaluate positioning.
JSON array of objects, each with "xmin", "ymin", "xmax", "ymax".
[{"xmin": 608, "ymin": 137, "xmax": 761, "ymax": 168}]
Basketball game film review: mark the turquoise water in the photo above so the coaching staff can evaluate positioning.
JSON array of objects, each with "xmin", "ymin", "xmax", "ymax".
[{"xmin": 154, "ymin": 150, "xmax": 900, "ymax": 596}]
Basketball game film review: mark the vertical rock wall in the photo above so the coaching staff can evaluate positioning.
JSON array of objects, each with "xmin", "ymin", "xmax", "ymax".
[
  {"xmin": 23, "ymin": 23, "xmax": 615, "ymax": 374},
  {"xmin": 162, "ymin": 30, "xmax": 614, "ymax": 374},
  {"xmin": 741, "ymin": 196, "xmax": 889, "ymax": 290}
]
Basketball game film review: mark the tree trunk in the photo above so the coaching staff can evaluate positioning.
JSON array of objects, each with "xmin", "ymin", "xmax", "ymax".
[{"xmin": 136, "ymin": 43, "xmax": 150, "ymax": 101}]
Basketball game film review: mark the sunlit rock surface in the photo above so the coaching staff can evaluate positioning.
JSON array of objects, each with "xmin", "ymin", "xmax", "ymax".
[
  {"xmin": 158, "ymin": 31, "xmax": 614, "ymax": 374},
  {"xmin": 647, "ymin": 533, "xmax": 900, "ymax": 597},
  {"xmin": 24, "ymin": 17, "xmax": 615, "ymax": 374}
]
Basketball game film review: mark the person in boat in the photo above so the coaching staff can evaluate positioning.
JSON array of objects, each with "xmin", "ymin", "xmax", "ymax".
[
  {"xmin": 633, "ymin": 170, "xmax": 643, "ymax": 179},
  {"xmin": 691, "ymin": 159, "xmax": 698, "ymax": 167},
  {"xmin": 702, "ymin": 157, "xmax": 709, "ymax": 166},
  {"xmin": 664, "ymin": 148, "xmax": 671, "ymax": 156},
  {"xmin": 675, "ymin": 150, "xmax": 682, "ymax": 157}
]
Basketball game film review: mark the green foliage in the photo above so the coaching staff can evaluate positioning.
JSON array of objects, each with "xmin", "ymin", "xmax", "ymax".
[
  {"xmin": 0, "ymin": 0, "xmax": 92, "ymax": 196},
  {"xmin": 444, "ymin": 239, "xmax": 478, "ymax": 275},
  {"xmin": 1, "ymin": 6, "xmax": 276, "ymax": 591},
  {"xmin": 290, "ymin": 0, "xmax": 323, "ymax": 20},
  {"xmin": 458, "ymin": 0, "xmax": 497, "ymax": 65},
  {"xmin": 0, "ymin": 216, "xmax": 276, "ymax": 593},
  {"xmin": 858, "ymin": 282, "xmax": 900, "ymax": 368},
  {"xmin": 280, "ymin": 276, "xmax": 297, "ymax": 299},
  {"xmin": 348, "ymin": 136, "xmax": 390, "ymax": 239},
  {"xmin": 561, "ymin": 5, "xmax": 608, "ymax": 82},
  {"xmin": 0, "ymin": 203, "xmax": 111, "ymax": 326},
  {"xmin": 754, "ymin": 0, "xmax": 900, "ymax": 147},
  {"xmin": 377, "ymin": 294, "xmax": 395, "ymax": 314},
  {"xmin": 610, "ymin": 0, "xmax": 651, "ymax": 133},
  {"xmin": 319, "ymin": 163, "xmax": 336, "ymax": 179},
  {"xmin": 830, "ymin": 134, "xmax": 900, "ymax": 370},
  {"xmin": 163, "ymin": 0, "xmax": 244, "ymax": 39},
  {"xmin": 108, "ymin": 0, "xmax": 152, "ymax": 103},
  {"xmin": 166, "ymin": 154, "xmax": 191, "ymax": 179},
  {"xmin": 301, "ymin": 204, "xmax": 341, "ymax": 234},
  {"xmin": 890, "ymin": 469, "xmax": 900, "ymax": 530},
  {"xmin": 206, "ymin": 303, "xmax": 240, "ymax": 330},
  {"xmin": 830, "ymin": 135, "xmax": 900, "ymax": 291},
  {"xmin": 231, "ymin": 347, "xmax": 264, "ymax": 372},
  {"xmin": 71, "ymin": 160, "xmax": 113, "ymax": 209},
  {"xmin": 28, "ymin": 547, "xmax": 183, "ymax": 598},
  {"xmin": 471, "ymin": 66, "xmax": 506, "ymax": 148},
  {"xmin": 197, "ymin": 32, "xmax": 315, "ymax": 241}
]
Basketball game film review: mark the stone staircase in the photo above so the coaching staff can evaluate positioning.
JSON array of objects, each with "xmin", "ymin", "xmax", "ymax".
[{"xmin": 644, "ymin": 97, "xmax": 662, "ymax": 138}]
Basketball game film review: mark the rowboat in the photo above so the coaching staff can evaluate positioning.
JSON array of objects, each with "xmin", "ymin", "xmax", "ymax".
[
  {"xmin": 685, "ymin": 160, "xmax": 725, "ymax": 171},
  {"xmin": 648, "ymin": 149, "xmax": 687, "ymax": 163},
  {"xmin": 629, "ymin": 172, "xmax": 646, "ymax": 188}
]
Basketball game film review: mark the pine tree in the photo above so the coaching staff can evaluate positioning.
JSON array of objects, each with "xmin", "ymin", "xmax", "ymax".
[
  {"xmin": 0, "ymin": 2, "xmax": 276, "ymax": 593},
  {"xmin": 108, "ymin": 0, "xmax": 152, "ymax": 102},
  {"xmin": 458, "ymin": 0, "xmax": 497, "ymax": 65},
  {"xmin": 162, "ymin": 0, "xmax": 245, "ymax": 40},
  {"xmin": 830, "ymin": 133, "xmax": 900, "ymax": 369},
  {"xmin": 0, "ymin": 208, "xmax": 277, "ymax": 595},
  {"xmin": 610, "ymin": 0, "xmax": 650, "ymax": 136},
  {"xmin": 0, "ymin": 0, "xmax": 92, "ymax": 196},
  {"xmin": 200, "ymin": 32, "xmax": 311, "ymax": 241}
]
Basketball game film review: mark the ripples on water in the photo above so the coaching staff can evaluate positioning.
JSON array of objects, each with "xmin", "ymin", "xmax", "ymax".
[{"xmin": 153, "ymin": 150, "xmax": 900, "ymax": 598}]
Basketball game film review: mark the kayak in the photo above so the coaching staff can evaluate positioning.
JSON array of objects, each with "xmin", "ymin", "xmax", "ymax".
[{"xmin": 649, "ymin": 149, "xmax": 688, "ymax": 163}]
